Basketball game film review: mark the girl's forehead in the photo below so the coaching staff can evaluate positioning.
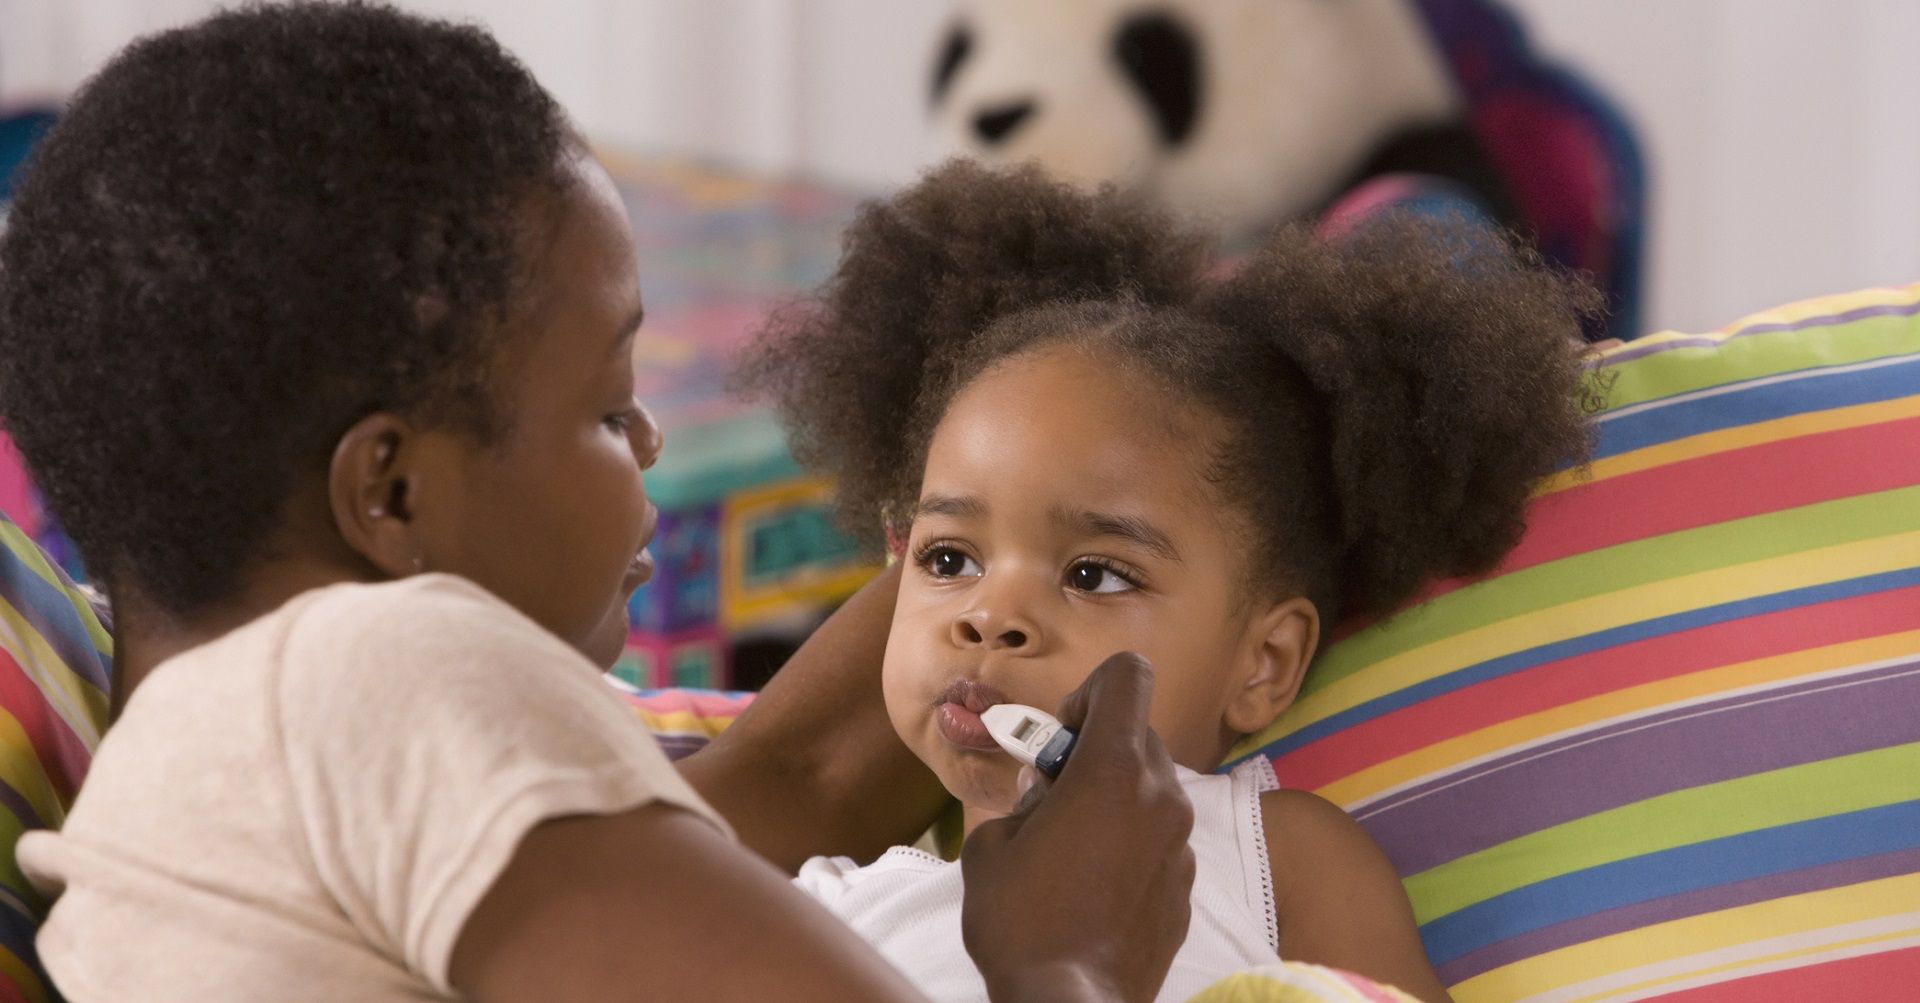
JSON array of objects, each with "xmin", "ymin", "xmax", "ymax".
[{"xmin": 925, "ymin": 346, "xmax": 1227, "ymax": 526}]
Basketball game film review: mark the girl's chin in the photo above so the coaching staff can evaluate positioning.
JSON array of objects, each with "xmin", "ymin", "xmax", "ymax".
[{"xmin": 936, "ymin": 751, "xmax": 1022, "ymax": 815}]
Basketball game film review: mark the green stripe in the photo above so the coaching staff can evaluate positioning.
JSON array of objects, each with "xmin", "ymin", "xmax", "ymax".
[
  {"xmin": 0, "ymin": 808, "xmax": 40, "ymax": 911},
  {"xmin": 1301, "ymin": 485, "xmax": 1920, "ymax": 699},
  {"xmin": 1596, "ymin": 313, "xmax": 1919, "ymax": 412},
  {"xmin": 1405, "ymin": 742, "xmax": 1920, "ymax": 923}
]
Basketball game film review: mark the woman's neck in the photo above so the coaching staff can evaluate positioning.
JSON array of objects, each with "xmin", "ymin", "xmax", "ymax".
[{"xmin": 110, "ymin": 557, "xmax": 375, "ymax": 717}]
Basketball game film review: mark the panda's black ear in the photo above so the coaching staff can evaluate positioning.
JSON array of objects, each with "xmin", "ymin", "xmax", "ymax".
[
  {"xmin": 931, "ymin": 21, "xmax": 973, "ymax": 107},
  {"xmin": 1113, "ymin": 11, "xmax": 1201, "ymax": 147}
]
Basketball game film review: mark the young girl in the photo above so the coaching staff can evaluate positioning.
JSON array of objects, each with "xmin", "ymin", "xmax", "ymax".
[
  {"xmin": 745, "ymin": 162, "xmax": 1598, "ymax": 1003},
  {"xmin": 0, "ymin": 7, "xmax": 1202, "ymax": 1002}
]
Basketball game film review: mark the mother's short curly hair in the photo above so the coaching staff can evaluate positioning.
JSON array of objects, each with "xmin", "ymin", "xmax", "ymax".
[
  {"xmin": 0, "ymin": 2, "xmax": 573, "ymax": 613},
  {"xmin": 739, "ymin": 162, "xmax": 1601, "ymax": 622}
]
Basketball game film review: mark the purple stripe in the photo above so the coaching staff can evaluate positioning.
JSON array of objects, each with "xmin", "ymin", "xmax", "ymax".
[
  {"xmin": 1597, "ymin": 298, "xmax": 1920, "ymax": 368},
  {"xmin": 1360, "ymin": 661, "xmax": 1920, "ymax": 874},
  {"xmin": 1362, "ymin": 660, "xmax": 1920, "ymax": 822},
  {"xmin": 1435, "ymin": 845, "xmax": 1920, "ymax": 986},
  {"xmin": 0, "ymin": 777, "xmax": 43, "ymax": 832},
  {"xmin": 651, "ymin": 734, "xmax": 714, "ymax": 762}
]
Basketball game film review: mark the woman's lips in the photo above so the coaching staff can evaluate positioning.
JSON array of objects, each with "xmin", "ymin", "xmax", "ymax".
[
  {"xmin": 623, "ymin": 547, "xmax": 655, "ymax": 589},
  {"xmin": 936, "ymin": 679, "xmax": 1009, "ymax": 750},
  {"xmin": 623, "ymin": 506, "xmax": 660, "ymax": 589}
]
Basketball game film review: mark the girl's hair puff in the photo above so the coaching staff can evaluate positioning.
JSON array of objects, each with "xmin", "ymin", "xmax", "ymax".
[
  {"xmin": 735, "ymin": 160, "xmax": 1206, "ymax": 536},
  {"xmin": 740, "ymin": 162, "xmax": 1599, "ymax": 622}
]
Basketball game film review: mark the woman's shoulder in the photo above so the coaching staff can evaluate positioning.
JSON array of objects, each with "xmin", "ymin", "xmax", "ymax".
[
  {"xmin": 280, "ymin": 574, "xmax": 576, "ymax": 674},
  {"xmin": 288, "ymin": 572, "xmax": 527, "ymax": 632},
  {"xmin": 263, "ymin": 574, "xmax": 628, "ymax": 756}
]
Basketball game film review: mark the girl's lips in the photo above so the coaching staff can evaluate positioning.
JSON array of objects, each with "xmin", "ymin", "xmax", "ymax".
[
  {"xmin": 935, "ymin": 679, "xmax": 1010, "ymax": 751},
  {"xmin": 937, "ymin": 702, "xmax": 1000, "ymax": 750}
]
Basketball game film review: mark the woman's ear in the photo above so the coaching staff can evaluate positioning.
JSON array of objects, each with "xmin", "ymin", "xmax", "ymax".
[
  {"xmin": 328, "ymin": 413, "xmax": 427, "ymax": 579},
  {"xmin": 1224, "ymin": 597, "xmax": 1321, "ymax": 735}
]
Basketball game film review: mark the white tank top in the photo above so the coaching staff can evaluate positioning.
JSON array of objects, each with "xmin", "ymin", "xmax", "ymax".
[{"xmin": 794, "ymin": 759, "xmax": 1284, "ymax": 1002}]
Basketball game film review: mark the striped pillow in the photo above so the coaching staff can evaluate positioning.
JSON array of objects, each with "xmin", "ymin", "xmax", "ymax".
[
  {"xmin": 613, "ymin": 682, "xmax": 756, "ymax": 762},
  {"xmin": 0, "ymin": 514, "xmax": 111, "ymax": 1003},
  {"xmin": 1229, "ymin": 284, "xmax": 1920, "ymax": 1001}
]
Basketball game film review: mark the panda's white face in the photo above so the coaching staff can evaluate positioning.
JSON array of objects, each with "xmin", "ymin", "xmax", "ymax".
[
  {"xmin": 929, "ymin": 0, "xmax": 1457, "ymax": 228},
  {"xmin": 931, "ymin": 0, "xmax": 1174, "ymax": 195}
]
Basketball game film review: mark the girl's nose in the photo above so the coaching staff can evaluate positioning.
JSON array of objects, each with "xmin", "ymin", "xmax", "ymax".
[{"xmin": 951, "ymin": 605, "xmax": 1040, "ymax": 653}]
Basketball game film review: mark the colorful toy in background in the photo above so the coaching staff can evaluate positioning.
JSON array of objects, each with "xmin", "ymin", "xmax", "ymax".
[
  {"xmin": 930, "ymin": 0, "xmax": 1645, "ymax": 341},
  {"xmin": 602, "ymin": 155, "xmax": 880, "ymax": 692},
  {"xmin": 0, "ymin": 106, "xmax": 87, "ymax": 581},
  {"xmin": 0, "ymin": 106, "xmax": 56, "ymax": 203}
]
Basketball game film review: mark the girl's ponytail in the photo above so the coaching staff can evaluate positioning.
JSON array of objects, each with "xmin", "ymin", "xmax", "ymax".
[{"xmin": 1199, "ymin": 216, "xmax": 1599, "ymax": 619}]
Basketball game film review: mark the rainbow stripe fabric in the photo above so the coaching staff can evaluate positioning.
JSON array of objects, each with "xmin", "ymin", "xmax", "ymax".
[
  {"xmin": 0, "ymin": 514, "xmax": 110, "ymax": 1003},
  {"xmin": 1229, "ymin": 283, "xmax": 1920, "ymax": 1001},
  {"xmin": 612, "ymin": 682, "xmax": 757, "ymax": 762}
]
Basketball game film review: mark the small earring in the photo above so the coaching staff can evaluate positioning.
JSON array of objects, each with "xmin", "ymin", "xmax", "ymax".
[{"xmin": 411, "ymin": 554, "xmax": 424, "ymax": 573}]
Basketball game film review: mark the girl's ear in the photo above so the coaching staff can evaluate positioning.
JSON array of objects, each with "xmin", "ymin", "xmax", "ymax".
[
  {"xmin": 1224, "ymin": 597, "xmax": 1320, "ymax": 735},
  {"xmin": 328, "ymin": 413, "xmax": 428, "ymax": 579}
]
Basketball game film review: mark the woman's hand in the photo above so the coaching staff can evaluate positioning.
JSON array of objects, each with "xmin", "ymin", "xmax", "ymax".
[
  {"xmin": 960, "ymin": 652, "xmax": 1197, "ymax": 1003},
  {"xmin": 678, "ymin": 563, "xmax": 950, "ymax": 872}
]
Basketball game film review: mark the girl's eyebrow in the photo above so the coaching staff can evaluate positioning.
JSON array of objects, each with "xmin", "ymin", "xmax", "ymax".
[
  {"xmin": 913, "ymin": 494, "xmax": 986, "ymax": 520},
  {"xmin": 1052, "ymin": 507, "xmax": 1183, "ymax": 563}
]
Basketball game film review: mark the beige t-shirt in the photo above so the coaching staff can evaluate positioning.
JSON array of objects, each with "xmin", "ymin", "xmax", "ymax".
[{"xmin": 19, "ymin": 573, "xmax": 728, "ymax": 1002}]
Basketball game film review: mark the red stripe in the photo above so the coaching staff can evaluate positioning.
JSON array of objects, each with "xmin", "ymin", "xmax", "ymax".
[
  {"xmin": 0, "ymin": 650, "xmax": 91, "ymax": 806},
  {"xmin": 1273, "ymin": 584, "xmax": 1920, "ymax": 792},
  {"xmin": 1386, "ymin": 416, "xmax": 1920, "ymax": 614},
  {"xmin": 1646, "ymin": 944, "xmax": 1920, "ymax": 1002},
  {"xmin": 1516, "ymin": 416, "xmax": 1920, "ymax": 565}
]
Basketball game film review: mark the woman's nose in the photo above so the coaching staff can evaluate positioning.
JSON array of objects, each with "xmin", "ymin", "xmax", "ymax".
[{"xmin": 631, "ymin": 399, "xmax": 664, "ymax": 470}]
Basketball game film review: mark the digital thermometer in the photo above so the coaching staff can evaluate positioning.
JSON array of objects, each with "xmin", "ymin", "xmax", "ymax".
[{"xmin": 980, "ymin": 703, "xmax": 1078, "ymax": 778}]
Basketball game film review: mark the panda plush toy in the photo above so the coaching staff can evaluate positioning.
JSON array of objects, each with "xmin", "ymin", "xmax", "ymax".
[{"xmin": 930, "ymin": 0, "xmax": 1644, "ymax": 341}]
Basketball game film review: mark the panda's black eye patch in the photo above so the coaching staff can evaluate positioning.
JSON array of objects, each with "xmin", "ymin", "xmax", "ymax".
[
  {"xmin": 1113, "ymin": 11, "xmax": 1201, "ymax": 146},
  {"xmin": 931, "ymin": 22, "xmax": 974, "ymax": 107}
]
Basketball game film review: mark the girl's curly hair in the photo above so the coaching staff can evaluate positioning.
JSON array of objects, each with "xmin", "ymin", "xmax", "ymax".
[{"xmin": 737, "ymin": 161, "xmax": 1599, "ymax": 621}]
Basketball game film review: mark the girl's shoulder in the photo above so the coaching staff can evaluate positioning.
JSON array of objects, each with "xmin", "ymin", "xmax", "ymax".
[
  {"xmin": 1260, "ymin": 788, "xmax": 1390, "ymax": 896},
  {"xmin": 1259, "ymin": 788, "xmax": 1452, "ymax": 1002}
]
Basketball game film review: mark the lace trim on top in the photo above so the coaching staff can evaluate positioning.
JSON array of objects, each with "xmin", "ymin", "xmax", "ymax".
[{"xmin": 1239, "ymin": 758, "xmax": 1283, "ymax": 955}]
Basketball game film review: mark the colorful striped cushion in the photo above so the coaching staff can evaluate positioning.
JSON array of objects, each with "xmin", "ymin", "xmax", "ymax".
[
  {"xmin": 1228, "ymin": 284, "xmax": 1920, "ymax": 1001},
  {"xmin": 0, "ymin": 514, "xmax": 110, "ymax": 1003},
  {"xmin": 613, "ymin": 682, "xmax": 756, "ymax": 762}
]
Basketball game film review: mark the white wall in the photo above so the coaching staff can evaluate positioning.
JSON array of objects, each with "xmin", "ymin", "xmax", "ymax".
[
  {"xmin": 4, "ymin": 1, "xmax": 1918, "ymax": 334},
  {"xmin": 1504, "ymin": 0, "xmax": 1920, "ymax": 332}
]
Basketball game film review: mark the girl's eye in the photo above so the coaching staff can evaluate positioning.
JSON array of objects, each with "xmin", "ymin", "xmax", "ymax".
[
  {"xmin": 604, "ymin": 408, "xmax": 637, "ymax": 432},
  {"xmin": 919, "ymin": 545, "xmax": 982, "ymax": 579},
  {"xmin": 1067, "ymin": 560, "xmax": 1138, "ymax": 595}
]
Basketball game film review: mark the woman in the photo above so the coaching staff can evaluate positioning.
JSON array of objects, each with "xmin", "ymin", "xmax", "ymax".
[{"xmin": 0, "ymin": 4, "xmax": 1195, "ymax": 1001}]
